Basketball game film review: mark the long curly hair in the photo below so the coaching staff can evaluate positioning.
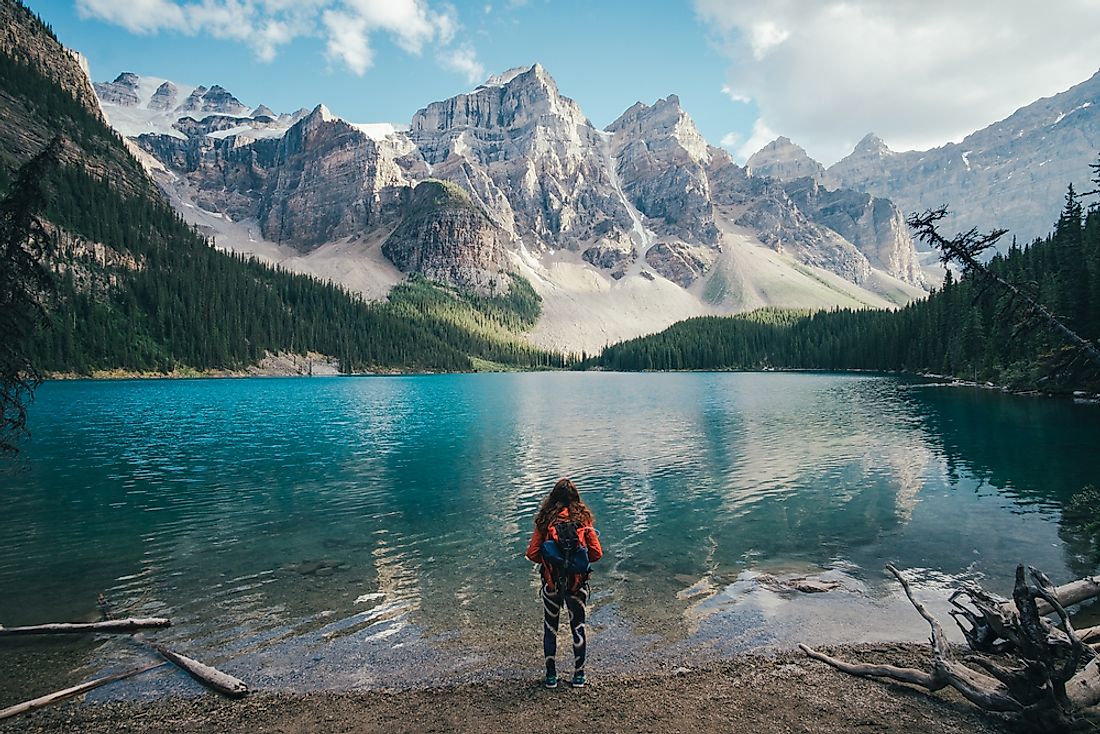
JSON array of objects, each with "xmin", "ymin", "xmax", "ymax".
[{"xmin": 534, "ymin": 477, "xmax": 594, "ymax": 532}]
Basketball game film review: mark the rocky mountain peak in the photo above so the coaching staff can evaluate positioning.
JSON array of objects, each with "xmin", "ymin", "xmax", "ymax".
[
  {"xmin": 606, "ymin": 93, "xmax": 710, "ymax": 165},
  {"xmin": 853, "ymin": 132, "xmax": 891, "ymax": 156},
  {"xmin": 746, "ymin": 136, "xmax": 826, "ymax": 182},
  {"xmin": 94, "ymin": 71, "xmax": 140, "ymax": 106},
  {"xmin": 479, "ymin": 65, "xmax": 531, "ymax": 88},
  {"xmin": 828, "ymin": 70, "xmax": 1100, "ymax": 246},
  {"xmin": 173, "ymin": 83, "xmax": 250, "ymax": 116},
  {"xmin": 606, "ymin": 95, "xmax": 718, "ymax": 247},
  {"xmin": 411, "ymin": 62, "xmax": 585, "ymax": 136},
  {"xmin": 102, "ymin": 58, "xmax": 934, "ymax": 339},
  {"xmin": 148, "ymin": 80, "xmax": 177, "ymax": 111},
  {"xmin": 283, "ymin": 103, "xmax": 365, "ymax": 148},
  {"xmin": 178, "ymin": 85, "xmax": 207, "ymax": 109},
  {"xmin": 479, "ymin": 63, "xmax": 554, "ymax": 90}
]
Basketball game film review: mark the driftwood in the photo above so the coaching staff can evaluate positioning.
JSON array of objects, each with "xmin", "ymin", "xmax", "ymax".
[
  {"xmin": 0, "ymin": 661, "xmax": 166, "ymax": 721},
  {"xmin": 801, "ymin": 564, "xmax": 1100, "ymax": 732},
  {"xmin": 0, "ymin": 618, "xmax": 171, "ymax": 636},
  {"xmin": 156, "ymin": 645, "xmax": 249, "ymax": 698}
]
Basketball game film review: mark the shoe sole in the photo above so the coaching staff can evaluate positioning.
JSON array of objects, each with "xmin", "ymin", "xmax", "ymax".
[
  {"xmin": 545, "ymin": 681, "xmax": 558, "ymax": 689},
  {"xmin": 571, "ymin": 681, "xmax": 586, "ymax": 688}
]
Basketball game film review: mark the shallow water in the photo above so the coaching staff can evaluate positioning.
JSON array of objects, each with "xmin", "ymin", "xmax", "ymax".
[{"xmin": 1, "ymin": 373, "xmax": 1098, "ymax": 700}]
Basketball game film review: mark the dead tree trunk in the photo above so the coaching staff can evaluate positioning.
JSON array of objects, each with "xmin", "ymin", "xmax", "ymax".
[
  {"xmin": 156, "ymin": 645, "xmax": 249, "ymax": 698},
  {"xmin": 0, "ymin": 618, "xmax": 171, "ymax": 636},
  {"xmin": 0, "ymin": 662, "xmax": 165, "ymax": 721},
  {"xmin": 801, "ymin": 565, "xmax": 1100, "ymax": 731}
]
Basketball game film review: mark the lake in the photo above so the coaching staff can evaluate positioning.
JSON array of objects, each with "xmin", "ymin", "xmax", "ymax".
[{"xmin": 1, "ymin": 372, "xmax": 1098, "ymax": 702}]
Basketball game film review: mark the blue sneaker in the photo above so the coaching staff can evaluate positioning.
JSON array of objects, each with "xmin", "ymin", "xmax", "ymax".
[
  {"xmin": 544, "ymin": 672, "xmax": 558, "ymax": 688},
  {"xmin": 571, "ymin": 672, "xmax": 586, "ymax": 688}
]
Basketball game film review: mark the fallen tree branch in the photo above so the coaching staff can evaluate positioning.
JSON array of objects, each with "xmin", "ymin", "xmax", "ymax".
[
  {"xmin": 797, "ymin": 644, "xmax": 943, "ymax": 689},
  {"xmin": 0, "ymin": 618, "xmax": 171, "ymax": 636},
  {"xmin": 156, "ymin": 645, "xmax": 249, "ymax": 698},
  {"xmin": 0, "ymin": 661, "xmax": 166, "ymax": 721}
]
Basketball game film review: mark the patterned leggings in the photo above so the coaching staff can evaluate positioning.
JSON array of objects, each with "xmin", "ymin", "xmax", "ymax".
[{"xmin": 542, "ymin": 581, "xmax": 589, "ymax": 675}]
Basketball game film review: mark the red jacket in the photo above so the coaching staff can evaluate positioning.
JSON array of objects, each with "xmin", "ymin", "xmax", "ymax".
[{"xmin": 525, "ymin": 507, "xmax": 603, "ymax": 591}]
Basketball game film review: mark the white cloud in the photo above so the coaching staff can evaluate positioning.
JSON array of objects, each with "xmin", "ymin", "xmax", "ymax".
[
  {"xmin": 76, "ymin": 0, "xmax": 484, "ymax": 81},
  {"xmin": 343, "ymin": 0, "xmax": 435, "ymax": 54},
  {"xmin": 695, "ymin": 0, "xmax": 1100, "ymax": 165},
  {"xmin": 721, "ymin": 84, "xmax": 750, "ymax": 104},
  {"xmin": 747, "ymin": 21, "xmax": 788, "ymax": 60},
  {"xmin": 719, "ymin": 131, "xmax": 741, "ymax": 149},
  {"xmin": 735, "ymin": 119, "xmax": 778, "ymax": 163},
  {"xmin": 76, "ymin": 0, "xmax": 185, "ymax": 33},
  {"xmin": 439, "ymin": 45, "xmax": 485, "ymax": 84},
  {"xmin": 323, "ymin": 10, "xmax": 372, "ymax": 75}
]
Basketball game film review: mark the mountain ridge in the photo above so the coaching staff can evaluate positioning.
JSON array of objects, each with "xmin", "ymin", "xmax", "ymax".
[
  {"xmin": 748, "ymin": 68, "xmax": 1100, "ymax": 247},
  {"xmin": 94, "ymin": 64, "xmax": 929, "ymax": 352}
]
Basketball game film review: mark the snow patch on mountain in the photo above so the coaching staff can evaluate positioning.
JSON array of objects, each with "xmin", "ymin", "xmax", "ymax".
[
  {"xmin": 479, "ymin": 65, "xmax": 532, "ymax": 88},
  {"xmin": 350, "ymin": 122, "xmax": 408, "ymax": 140},
  {"xmin": 97, "ymin": 72, "xmax": 408, "ymax": 147},
  {"xmin": 204, "ymin": 125, "xmax": 292, "ymax": 140}
]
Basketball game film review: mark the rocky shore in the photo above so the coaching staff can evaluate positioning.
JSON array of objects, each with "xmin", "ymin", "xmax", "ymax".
[{"xmin": 1, "ymin": 645, "xmax": 1012, "ymax": 734}]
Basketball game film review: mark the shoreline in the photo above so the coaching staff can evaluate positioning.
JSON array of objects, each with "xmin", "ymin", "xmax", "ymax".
[
  {"xmin": 0, "ymin": 645, "xmax": 1012, "ymax": 734},
  {"xmin": 41, "ymin": 365, "xmax": 1100, "ymax": 402}
]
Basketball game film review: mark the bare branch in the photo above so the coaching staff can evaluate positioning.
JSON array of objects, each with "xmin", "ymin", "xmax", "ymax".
[
  {"xmin": 798, "ymin": 644, "xmax": 944, "ymax": 689},
  {"xmin": 801, "ymin": 565, "xmax": 1100, "ymax": 730}
]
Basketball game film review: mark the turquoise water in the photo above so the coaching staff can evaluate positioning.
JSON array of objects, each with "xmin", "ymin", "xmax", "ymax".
[{"xmin": 1, "ymin": 373, "xmax": 1098, "ymax": 700}]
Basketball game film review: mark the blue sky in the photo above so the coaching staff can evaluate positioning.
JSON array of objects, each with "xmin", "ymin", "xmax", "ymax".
[{"xmin": 26, "ymin": 1, "xmax": 1100, "ymax": 166}]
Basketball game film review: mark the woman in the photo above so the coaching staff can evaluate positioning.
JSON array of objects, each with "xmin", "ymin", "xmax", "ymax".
[{"xmin": 525, "ymin": 477, "xmax": 603, "ymax": 688}]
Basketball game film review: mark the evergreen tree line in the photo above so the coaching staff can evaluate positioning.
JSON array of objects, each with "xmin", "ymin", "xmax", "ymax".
[
  {"xmin": 595, "ymin": 189, "xmax": 1100, "ymax": 392},
  {"xmin": 27, "ymin": 164, "xmax": 565, "ymax": 373}
]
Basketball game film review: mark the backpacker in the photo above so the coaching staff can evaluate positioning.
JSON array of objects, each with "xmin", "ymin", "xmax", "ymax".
[{"xmin": 540, "ymin": 520, "xmax": 591, "ymax": 589}]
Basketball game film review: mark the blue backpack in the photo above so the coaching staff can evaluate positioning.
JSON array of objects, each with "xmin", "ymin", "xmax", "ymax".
[{"xmin": 541, "ymin": 521, "xmax": 591, "ymax": 583}]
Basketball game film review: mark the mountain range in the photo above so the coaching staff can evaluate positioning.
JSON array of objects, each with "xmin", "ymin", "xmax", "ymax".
[
  {"xmin": 93, "ymin": 65, "xmax": 929, "ymax": 353},
  {"xmin": 747, "ymin": 69, "xmax": 1100, "ymax": 248}
]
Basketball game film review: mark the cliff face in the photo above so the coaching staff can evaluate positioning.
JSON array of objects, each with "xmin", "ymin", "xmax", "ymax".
[
  {"xmin": 735, "ymin": 184, "xmax": 873, "ymax": 285},
  {"xmin": 137, "ymin": 105, "xmax": 421, "ymax": 250},
  {"xmin": 606, "ymin": 95, "xmax": 718, "ymax": 246},
  {"xmin": 381, "ymin": 180, "xmax": 511, "ymax": 295},
  {"xmin": 0, "ymin": 0, "xmax": 148, "ymax": 195},
  {"xmin": 258, "ymin": 107, "xmax": 417, "ymax": 249},
  {"xmin": 0, "ymin": 2, "xmax": 100, "ymax": 113},
  {"xmin": 783, "ymin": 177, "xmax": 926, "ymax": 288},
  {"xmin": 410, "ymin": 64, "xmax": 636, "ymax": 256},
  {"xmin": 826, "ymin": 69, "xmax": 1100, "ymax": 244},
  {"xmin": 741, "ymin": 135, "xmax": 928, "ymax": 287}
]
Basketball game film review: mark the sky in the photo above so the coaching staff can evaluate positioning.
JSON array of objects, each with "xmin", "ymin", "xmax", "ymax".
[{"xmin": 26, "ymin": 0, "xmax": 1100, "ymax": 166}]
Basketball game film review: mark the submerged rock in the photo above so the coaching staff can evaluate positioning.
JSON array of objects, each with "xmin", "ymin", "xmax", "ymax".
[{"xmin": 280, "ymin": 559, "xmax": 349, "ymax": 576}]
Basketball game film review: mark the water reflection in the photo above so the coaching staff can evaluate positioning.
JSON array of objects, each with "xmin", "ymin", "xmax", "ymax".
[{"xmin": 1, "ymin": 373, "xmax": 1098, "ymax": 701}]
